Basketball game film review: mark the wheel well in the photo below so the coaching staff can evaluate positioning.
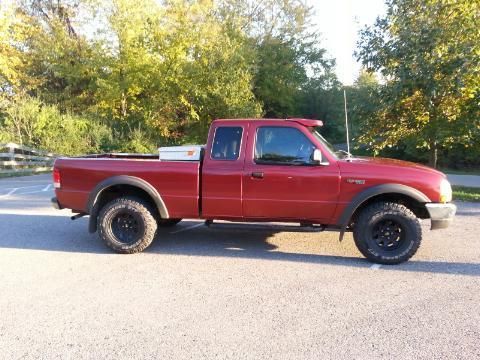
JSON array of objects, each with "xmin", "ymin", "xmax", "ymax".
[
  {"xmin": 94, "ymin": 184, "xmax": 160, "ymax": 219},
  {"xmin": 351, "ymin": 193, "xmax": 429, "ymax": 225}
]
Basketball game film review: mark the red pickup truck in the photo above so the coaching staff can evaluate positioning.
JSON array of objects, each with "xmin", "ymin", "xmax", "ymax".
[{"xmin": 52, "ymin": 118, "xmax": 456, "ymax": 264}]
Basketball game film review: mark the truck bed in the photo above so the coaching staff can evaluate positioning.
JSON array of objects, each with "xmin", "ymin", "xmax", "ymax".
[
  {"xmin": 75, "ymin": 153, "xmax": 159, "ymax": 160},
  {"xmin": 54, "ymin": 156, "xmax": 200, "ymax": 219}
]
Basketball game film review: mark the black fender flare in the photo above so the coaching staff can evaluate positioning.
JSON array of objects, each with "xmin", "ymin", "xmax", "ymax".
[
  {"xmin": 337, "ymin": 183, "xmax": 430, "ymax": 240},
  {"xmin": 87, "ymin": 175, "xmax": 169, "ymax": 233}
]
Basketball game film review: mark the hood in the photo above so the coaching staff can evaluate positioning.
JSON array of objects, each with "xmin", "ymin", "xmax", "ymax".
[
  {"xmin": 341, "ymin": 156, "xmax": 445, "ymax": 177},
  {"xmin": 336, "ymin": 156, "xmax": 447, "ymax": 203}
]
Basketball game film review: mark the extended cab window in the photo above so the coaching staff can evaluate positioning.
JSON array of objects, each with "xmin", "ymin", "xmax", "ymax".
[
  {"xmin": 211, "ymin": 127, "xmax": 243, "ymax": 160},
  {"xmin": 255, "ymin": 126, "xmax": 316, "ymax": 165}
]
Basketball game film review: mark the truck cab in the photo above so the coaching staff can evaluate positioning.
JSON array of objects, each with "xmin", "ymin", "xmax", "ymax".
[{"xmin": 201, "ymin": 119, "xmax": 339, "ymax": 223}]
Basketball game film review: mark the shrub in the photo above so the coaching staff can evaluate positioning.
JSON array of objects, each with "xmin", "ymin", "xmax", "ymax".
[{"xmin": 0, "ymin": 95, "xmax": 111, "ymax": 155}]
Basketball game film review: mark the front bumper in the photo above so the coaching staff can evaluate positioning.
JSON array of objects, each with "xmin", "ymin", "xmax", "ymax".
[{"xmin": 425, "ymin": 203, "xmax": 456, "ymax": 230}]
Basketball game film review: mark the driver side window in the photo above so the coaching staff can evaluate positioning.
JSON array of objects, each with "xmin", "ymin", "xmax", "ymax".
[{"xmin": 254, "ymin": 126, "xmax": 316, "ymax": 165}]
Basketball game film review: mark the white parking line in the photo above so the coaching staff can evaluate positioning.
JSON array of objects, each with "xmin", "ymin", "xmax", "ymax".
[
  {"xmin": 12, "ymin": 187, "xmax": 52, "ymax": 195},
  {"xmin": 0, "ymin": 184, "xmax": 47, "ymax": 190},
  {"xmin": 370, "ymin": 264, "xmax": 382, "ymax": 270},
  {"xmin": 0, "ymin": 188, "xmax": 18, "ymax": 197},
  {"xmin": 170, "ymin": 223, "xmax": 204, "ymax": 234},
  {"xmin": 16, "ymin": 190, "xmax": 52, "ymax": 195},
  {"xmin": 0, "ymin": 184, "xmax": 53, "ymax": 196}
]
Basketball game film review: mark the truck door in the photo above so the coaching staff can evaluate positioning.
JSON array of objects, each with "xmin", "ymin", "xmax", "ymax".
[
  {"xmin": 242, "ymin": 123, "xmax": 340, "ymax": 223},
  {"xmin": 201, "ymin": 121, "xmax": 248, "ymax": 219}
]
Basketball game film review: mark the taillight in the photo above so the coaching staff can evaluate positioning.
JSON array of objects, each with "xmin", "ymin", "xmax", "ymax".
[{"xmin": 53, "ymin": 168, "xmax": 61, "ymax": 189}]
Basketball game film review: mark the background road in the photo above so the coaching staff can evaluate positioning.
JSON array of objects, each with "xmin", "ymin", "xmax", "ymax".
[
  {"xmin": 447, "ymin": 174, "xmax": 480, "ymax": 188},
  {"xmin": 0, "ymin": 174, "xmax": 479, "ymax": 359}
]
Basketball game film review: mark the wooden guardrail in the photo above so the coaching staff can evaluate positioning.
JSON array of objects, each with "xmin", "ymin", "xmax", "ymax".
[{"xmin": 0, "ymin": 143, "xmax": 55, "ymax": 175}]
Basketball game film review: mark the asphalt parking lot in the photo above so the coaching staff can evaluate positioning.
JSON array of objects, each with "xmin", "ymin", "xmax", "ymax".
[{"xmin": 0, "ymin": 174, "xmax": 479, "ymax": 359}]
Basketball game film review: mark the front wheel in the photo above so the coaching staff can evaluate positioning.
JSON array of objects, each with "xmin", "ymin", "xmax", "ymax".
[
  {"xmin": 353, "ymin": 202, "xmax": 422, "ymax": 264},
  {"xmin": 98, "ymin": 197, "xmax": 158, "ymax": 254}
]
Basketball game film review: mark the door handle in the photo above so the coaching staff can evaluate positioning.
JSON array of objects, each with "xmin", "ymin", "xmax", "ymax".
[{"xmin": 251, "ymin": 171, "xmax": 264, "ymax": 179}]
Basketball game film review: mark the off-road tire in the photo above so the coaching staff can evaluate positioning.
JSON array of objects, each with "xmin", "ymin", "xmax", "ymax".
[
  {"xmin": 98, "ymin": 197, "xmax": 157, "ymax": 254},
  {"xmin": 353, "ymin": 202, "xmax": 422, "ymax": 265},
  {"xmin": 158, "ymin": 219, "xmax": 182, "ymax": 227}
]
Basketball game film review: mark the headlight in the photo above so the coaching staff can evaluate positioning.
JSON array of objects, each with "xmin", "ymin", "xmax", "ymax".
[{"xmin": 439, "ymin": 179, "xmax": 452, "ymax": 203}]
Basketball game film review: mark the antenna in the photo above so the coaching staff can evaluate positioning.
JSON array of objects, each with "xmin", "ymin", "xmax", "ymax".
[{"xmin": 343, "ymin": 88, "xmax": 351, "ymax": 159}]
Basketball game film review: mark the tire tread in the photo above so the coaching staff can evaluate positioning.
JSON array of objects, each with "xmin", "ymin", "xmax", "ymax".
[
  {"xmin": 98, "ymin": 197, "xmax": 157, "ymax": 254},
  {"xmin": 353, "ymin": 201, "xmax": 422, "ymax": 264}
]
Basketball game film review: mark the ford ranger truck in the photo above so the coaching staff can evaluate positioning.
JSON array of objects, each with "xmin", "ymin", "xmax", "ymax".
[{"xmin": 51, "ymin": 118, "xmax": 456, "ymax": 264}]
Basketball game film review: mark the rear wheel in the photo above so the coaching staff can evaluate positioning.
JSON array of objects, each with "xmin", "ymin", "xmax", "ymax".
[
  {"xmin": 98, "ymin": 197, "xmax": 157, "ymax": 254},
  {"xmin": 353, "ymin": 202, "xmax": 422, "ymax": 264}
]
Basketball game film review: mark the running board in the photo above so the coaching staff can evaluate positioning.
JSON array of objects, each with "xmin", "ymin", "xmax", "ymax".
[{"xmin": 201, "ymin": 221, "xmax": 337, "ymax": 233}]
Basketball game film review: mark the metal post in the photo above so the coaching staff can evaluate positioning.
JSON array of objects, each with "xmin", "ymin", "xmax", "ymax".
[{"xmin": 343, "ymin": 89, "xmax": 351, "ymax": 156}]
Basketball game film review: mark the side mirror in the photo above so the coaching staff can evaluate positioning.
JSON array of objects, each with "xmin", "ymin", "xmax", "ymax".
[{"xmin": 313, "ymin": 149, "xmax": 329, "ymax": 166}]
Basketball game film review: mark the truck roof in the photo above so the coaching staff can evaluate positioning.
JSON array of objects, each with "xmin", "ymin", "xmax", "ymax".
[{"xmin": 213, "ymin": 118, "xmax": 323, "ymax": 127}]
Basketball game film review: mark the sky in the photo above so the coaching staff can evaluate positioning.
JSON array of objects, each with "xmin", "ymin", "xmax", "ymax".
[{"xmin": 310, "ymin": 0, "xmax": 387, "ymax": 85}]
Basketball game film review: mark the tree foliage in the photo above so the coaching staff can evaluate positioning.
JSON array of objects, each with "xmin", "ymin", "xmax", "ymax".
[
  {"xmin": 0, "ymin": 95, "xmax": 110, "ymax": 155},
  {"xmin": 0, "ymin": 0, "xmax": 340, "ymax": 154},
  {"xmin": 2, "ymin": 0, "xmax": 479, "ymax": 169},
  {"xmin": 356, "ymin": 0, "xmax": 480, "ymax": 168}
]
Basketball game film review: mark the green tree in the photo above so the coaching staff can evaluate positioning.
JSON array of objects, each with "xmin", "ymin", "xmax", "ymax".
[
  {"xmin": 356, "ymin": 0, "xmax": 480, "ymax": 168},
  {"xmin": 0, "ymin": 95, "xmax": 110, "ymax": 155},
  {"xmin": 92, "ymin": 0, "xmax": 261, "ymax": 144},
  {"xmin": 348, "ymin": 70, "xmax": 382, "ymax": 145},
  {"xmin": 220, "ymin": 0, "xmax": 338, "ymax": 119},
  {"xmin": 12, "ymin": 0, "xmax": 101, "ymax": 112},
  {"xmin": 0, "ymin": 1, "xmax": 43, "ymax": 96},
  {"xmin": 1, "ymin": 0, "xmax": 339, "ymax": 154}
]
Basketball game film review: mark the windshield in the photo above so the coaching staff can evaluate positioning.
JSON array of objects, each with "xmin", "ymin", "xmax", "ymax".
[{"xmin": 310, "ymin": 128, "xmax": 341, "ymax": 159}]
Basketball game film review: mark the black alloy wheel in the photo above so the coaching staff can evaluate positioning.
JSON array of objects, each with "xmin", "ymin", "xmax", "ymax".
[
  {"xmin": 98, "ymin": 197, "xmax": 158, "ymax": 254},
  {"xmin": 371, "ymin": 218, "xmax": 405, "ymax": 251},
  {"xmin": 353, "ymin": 202, "xmax": 422, "ymax": 264},
  {"xmin": 110, "ymin": 211, "xmax": 143, "ymax": 245}
]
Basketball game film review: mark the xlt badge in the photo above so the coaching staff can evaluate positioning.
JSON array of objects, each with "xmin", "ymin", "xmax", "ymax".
[{"xmin": 346, "ymin": 179, "xmax": 366, "ymax": 185}]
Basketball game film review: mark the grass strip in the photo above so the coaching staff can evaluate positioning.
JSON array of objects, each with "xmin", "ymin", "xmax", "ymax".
[{"xmin": 453, "ymin": 185, "xmax": 480, "ymax": 202}]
